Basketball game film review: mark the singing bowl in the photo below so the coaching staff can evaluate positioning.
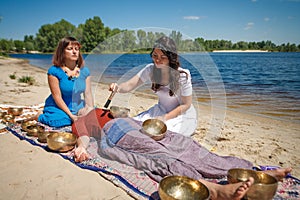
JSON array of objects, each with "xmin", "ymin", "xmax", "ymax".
[
  {"xmin": 2, "ymin": 114, "xmax": 15, "ymax": 123},
  {"xmin": 227, "ymin": 168, "xmax": 278, "ymax": 200},
  {"xmin": 21, "ymin": 120, "xmax": 36, "ymax": 131},
  {"xmin": 25, "ymin": 124, "xmax": 45, "ymax": 137},
  {"xmin": 7, "ymin": 107, "xmax": 23, "ymax": 116},
  {"xmin": 110, "ymin": 106, "xmax": 130, "ymax": 118},
  {"xmin": 158, "ymin": 175, "xmax": 210, "ymax": 200},
  {"xmin": 0, "ymin": 111, "xmax": 7, "ymax": 119},
  {"xmin": 47, "ymin": 132, "xmax": 77, "ymax": 152},
  {"xmin": 38, "ymin": 131, "xmax": 56, "ymax": 143},
  {"xmin": 141, "ymin": 119, "xmax": 167, "ymax": 141}
]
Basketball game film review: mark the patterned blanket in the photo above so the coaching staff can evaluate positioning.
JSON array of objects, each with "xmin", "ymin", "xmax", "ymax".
[{"xmin": 1, "ymin": 104, "xmax": 299, "ymax": 200}]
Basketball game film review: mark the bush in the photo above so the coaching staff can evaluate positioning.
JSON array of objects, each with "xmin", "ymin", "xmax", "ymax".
[
  {"xmin": 9, "ymin": 73, "xmax": 16, "ymax": 79},
  {"xmin": 18, "ymin": 76, "xmax": 35, "ymax": 85}
]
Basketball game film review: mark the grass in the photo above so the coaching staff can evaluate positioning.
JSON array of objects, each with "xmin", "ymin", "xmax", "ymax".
[
  {"xmin": 9, "ymin": 73, "xmax": 16, "ymax": 79},
  {"xmin": 18, "ymin": 76, "xmax": 35, "ymax": 85}
]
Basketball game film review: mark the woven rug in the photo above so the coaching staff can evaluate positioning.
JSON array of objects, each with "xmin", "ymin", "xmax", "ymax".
[{"xmin": 1, "ymin": 104, "xmax": 299, "ymax": 200}]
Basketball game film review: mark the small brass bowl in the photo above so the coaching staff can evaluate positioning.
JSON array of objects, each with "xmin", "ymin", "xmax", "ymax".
[
  {"xmin": 47, "ymin": 132, "xmax": 77, "ymax": 152},
  {"xmin": 227, "ymin": 168, "xmax": 278, "ymax": 200},
  {"xmin": 2, "ymin": 114, "xmax": 15, "ymax": 123},
  {"xmin": 38, "ymin": 131, "xmax": 56, "ymax": 143},
  {"xmin": 0, "ymin": 111, "xmax": 8, "ymax": 119},
  {"xmin": 25, "ymin": 124, "xmax": 45, "ymax": 137},
  {"xmin": 8, "ymin": 107, "xmax": 23, "ymax": 116},
  {"xmin": 110, "ymin": 106, "xmax": 130, "ymax": 118},
  {"xmin": 158, "ymin": 175, "xmax": 210, "ymax": 200},
  {"xmin": 21, "ymin": 120, "xmax": 36, "ymax": 131},
  {"xmin": 141, "ymin": 119, "xmax": 167, "ymax": 141}
]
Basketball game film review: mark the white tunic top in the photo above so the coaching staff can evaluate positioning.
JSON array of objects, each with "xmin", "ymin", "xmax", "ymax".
[{"xmin": 134, "ymin": 63, "xmax": 197, "ymax": 136}]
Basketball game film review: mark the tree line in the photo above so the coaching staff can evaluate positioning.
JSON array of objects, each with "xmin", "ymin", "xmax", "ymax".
[{"xmin": 0, "ymin": 16, "xmax": 299, "ymax": 55}]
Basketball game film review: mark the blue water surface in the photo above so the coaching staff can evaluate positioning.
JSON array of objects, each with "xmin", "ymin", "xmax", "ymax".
[{"xmin": 10, "ymin": 52, "xmax": 300, "ymax": 123}]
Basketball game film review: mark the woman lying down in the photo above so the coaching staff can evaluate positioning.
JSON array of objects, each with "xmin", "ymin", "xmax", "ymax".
[{"xmin": 72, "ymin": 108, "xmax": 292, "ymax": 200}]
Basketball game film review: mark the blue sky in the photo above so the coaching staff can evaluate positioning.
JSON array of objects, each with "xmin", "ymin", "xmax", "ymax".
[{"xmin": 0, "ymin": 0, "xmax": 300, "ymax": 45}]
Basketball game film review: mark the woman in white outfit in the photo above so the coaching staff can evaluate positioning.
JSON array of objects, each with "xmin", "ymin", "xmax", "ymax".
[{"xmin": 109, "ymin": 36, "xmax": 197, "ymax": 136}]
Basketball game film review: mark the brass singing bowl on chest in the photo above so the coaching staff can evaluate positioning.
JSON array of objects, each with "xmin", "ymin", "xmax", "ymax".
[
  {"xmin": 158, "ymin": 175, "xmax": 210, "ymax": 200},
  {"xmin": 47, "ymin": 132, "xmax": 77, "ymax": 152},
  {"xmin": 227, "ymin": 168, "xmax": 278, "ymax": 200},
  {"xmin": 141, "ymin": 119, "xmax": 167, "ymax": 141}
]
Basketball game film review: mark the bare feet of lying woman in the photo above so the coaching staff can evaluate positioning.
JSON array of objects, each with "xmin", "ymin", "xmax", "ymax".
[
  {"xmin": 201, "ymin": 177, "xmax": 254, "ymax": 200},
  {"xmin": 264, "ymin": 167, "xmax": 293, "ymax": 181},
  {"xmin": 202, "ymin": 167, "xmax": 292, "ymax": 200}
]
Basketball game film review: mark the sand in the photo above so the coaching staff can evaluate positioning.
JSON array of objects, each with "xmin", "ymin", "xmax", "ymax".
[{"xmin": 0, "ymin": 57, "xmax": 299, "ymax": 199}]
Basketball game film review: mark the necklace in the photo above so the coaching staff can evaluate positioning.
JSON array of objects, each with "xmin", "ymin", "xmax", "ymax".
[{"xmin": 63, "ymin": 65, "xmax": 80, "ymax": 80}]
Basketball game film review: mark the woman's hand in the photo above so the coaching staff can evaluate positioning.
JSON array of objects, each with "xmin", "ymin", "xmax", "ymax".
[
  {"xmin": 78, "ymin": 106, "xmax": 93, "ymax": 116},
  {"xmin": 74, "ymin": 145, "xmax": 91, "ymax": 162},
  {"xmin": 109, "ymin": 83, "xmax": 119, "ymax": 93},
  {"xmin": 70, "ymin": 114, "xmax": 79, "ymax": 122}
]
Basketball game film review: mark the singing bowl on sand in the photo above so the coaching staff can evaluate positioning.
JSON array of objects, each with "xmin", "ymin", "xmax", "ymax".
[
  {"xmin": 7, "ymin": 107, "xmax": 23, "ymax": 116},
  {"xmin": 2, "ymin": 114, "xmax": 15, "ymax": 123},
  {"xmin": 227, "ymin": 168, "xmax": 278, "ymax": 200},
  {"xmin": 141, "ymin": 119, "xmax": 167, "ymax": 141},
  {"xmin": 158, "ymin": 175, "xmax": 210, "ymax": 200},
  {"xmin": 0, "ymin": 111, "xmax": 7, "ymax": 119},
  {"xmin": 38, "ymin": 131, "xmax": 56, "ymax": 143},
  {"xmin": 25, "ymin": 124, "xmax": 45, "ymax": 137},
  {"xmin": 110, "ymin": 106, "xmax": 130, "ymax": 118},
  {"xmin": 47, "ymin": 132, "xmax": 77, "ymax": 152}
]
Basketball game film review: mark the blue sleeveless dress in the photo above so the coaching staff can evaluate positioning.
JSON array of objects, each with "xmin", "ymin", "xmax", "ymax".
[{"xmin": 38, "ymin": 65, "xmax": 90, "ymax": 127}]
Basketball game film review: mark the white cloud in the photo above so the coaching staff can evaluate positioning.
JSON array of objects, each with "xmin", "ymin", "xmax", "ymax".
[
  {"xmin": 183, "ymin": 16, "xmax": 201, "ymax": 20},
  {"xmin": 244, "ymin": 22, "xmax": 254, "ymax": 30},
  {"xmin": 264, "ymin": 17, "xmax": 270, "ymax": 22}
]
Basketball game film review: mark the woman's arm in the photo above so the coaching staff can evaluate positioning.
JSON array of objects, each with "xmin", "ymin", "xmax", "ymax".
[
  {"xmin": 109, "ymin": 75, "xmax": 143, "ymax": 93},
  {"xmin": 78, "ymin": 76, "xmax": 94, "ymax": 116},
  {"xmin": 163, "ymin": 95, "xmax": 192, "ymax": 121},
  {"xmin": 48, "ymin": 75, "xmax": 77, "ymax": 121},
  {"xmin": 84, "ymin": 76, "xmax": 94, "ymax": 107}
]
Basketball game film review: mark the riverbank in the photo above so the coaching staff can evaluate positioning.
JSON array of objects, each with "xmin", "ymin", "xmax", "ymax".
[
  {"xmin": 0, "ymin": 57, "xmax": 299, "ymax": 199},
  {"xmin": 212, "ymin": 50, "xmax": 269, "ymax": 52}
]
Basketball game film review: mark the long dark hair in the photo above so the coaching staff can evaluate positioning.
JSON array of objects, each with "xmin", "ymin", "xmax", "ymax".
[
  {"xmin": 150, "ymin": 36, "xmax": 187, "ymax": 96},
  {"xmin": 52, "ymin": 36, "xmax": 84, "ymax": 68}
]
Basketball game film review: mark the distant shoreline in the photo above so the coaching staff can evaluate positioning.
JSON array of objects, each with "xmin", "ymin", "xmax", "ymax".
[
  {"xmin": 12, "ymin": 49, "xmax": 270, "ymax": 55},
  {"xmin": 212, "ymin": 50, "xmax": 269, "ymax": 53}
]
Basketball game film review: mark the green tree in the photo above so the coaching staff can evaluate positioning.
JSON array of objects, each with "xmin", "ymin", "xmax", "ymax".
[
  {"xmin": 137, "ymin": 29, "xmax": 147, "ymax": 49},
  {"xmin": 14, "ymin": 40, "xmax": 24, "ymax": 52},
  {"xmin": 122, "ymin": 30, "xmax": 137, "ymax": 52},
  {"xmin": 0, "ymin": 39, "xmax": 13, "ymax": 52},
  {"xmin": 36, "ymin": 19, "xmax": 76, "ymax": 52},
  {"xmin": 81, "ymin": 16, "xmax": 106, "ymax": 52},
  {"xmin": 24, "ymin": 35, "xmax": 36, "ymax": 52}
]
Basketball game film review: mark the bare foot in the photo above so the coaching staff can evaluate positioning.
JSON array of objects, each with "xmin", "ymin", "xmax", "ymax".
[
  {"xmin": 264, "ymin": 167, "xmax": 292, "ymax": 181},
  {"xmin": 200, "ymin": 177, "xmax": 254, "ymax": 200}
]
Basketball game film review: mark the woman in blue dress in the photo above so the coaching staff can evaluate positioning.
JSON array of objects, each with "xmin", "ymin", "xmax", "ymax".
[{"xmin": 38, "ymin": 37, "xmax": 94, "ymax": 127}]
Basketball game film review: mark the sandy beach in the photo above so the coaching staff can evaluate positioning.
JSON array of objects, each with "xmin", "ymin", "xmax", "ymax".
[{"xmin": 0, "ymin": 57, "xmax": 299, "ymax": 199}]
